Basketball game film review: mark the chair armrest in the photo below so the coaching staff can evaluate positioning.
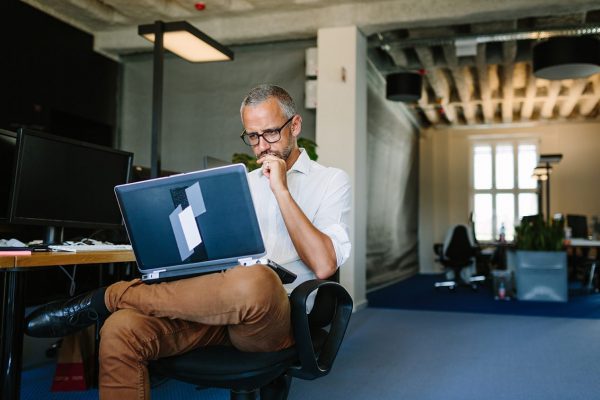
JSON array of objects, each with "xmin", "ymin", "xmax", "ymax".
[{"xmin": 288, "ymin": 280, "xmax": 353, "ymax": 380}]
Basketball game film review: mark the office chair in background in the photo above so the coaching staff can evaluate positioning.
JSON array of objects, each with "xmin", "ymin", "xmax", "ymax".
[
  {"xmin": 434, "ymin": 224, "xmax": 485, "ymax": 290},
  {"xmin": 149, "ymin": 279, "xmax": 353, "ymax": 400}
]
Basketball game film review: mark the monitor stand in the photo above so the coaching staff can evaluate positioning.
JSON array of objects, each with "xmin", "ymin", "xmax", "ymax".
[{"xmin": 45, "ymin": 226, "xmax": 64, "ymax": 245}]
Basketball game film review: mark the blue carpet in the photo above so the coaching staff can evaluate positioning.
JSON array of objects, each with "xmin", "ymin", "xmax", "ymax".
[
  {"xmin": 367, "ymin": 274, "xmax": 600, "ymax": 319},
  {"xmin": 22, "ymin": 307, "xmax": 600, "ymax": 399},
  {"xmin": 21, "ymin": 363, "xmax": 228, "ymax": 400}
]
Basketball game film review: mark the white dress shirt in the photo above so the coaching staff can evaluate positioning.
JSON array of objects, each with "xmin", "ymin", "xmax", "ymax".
[{"xmin": 247, "ymin": 148, "xmax": 352, "ymax": 293}]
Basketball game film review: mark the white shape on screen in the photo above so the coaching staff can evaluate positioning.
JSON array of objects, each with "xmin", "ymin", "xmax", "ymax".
[{"xmin": 178, "ymin": 206, "xmax": 202, "ymax": 251}]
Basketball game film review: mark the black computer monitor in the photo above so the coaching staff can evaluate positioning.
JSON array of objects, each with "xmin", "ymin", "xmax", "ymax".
[
  {"xmin": 9, "ymin": 128, "xmax": 133, "ymax": 236},
  {"xmin": 567, "ymin": 215, "xmax": 588, "ymax": 239},
  {"xmin": 0, "ymin": 129, "xmax": 17, "ymax": 221}
]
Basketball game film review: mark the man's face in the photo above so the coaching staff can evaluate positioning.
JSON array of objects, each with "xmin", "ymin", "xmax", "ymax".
[{"xmin": 241, "ymin": 97, "xmax": 296, "ymax": 161}]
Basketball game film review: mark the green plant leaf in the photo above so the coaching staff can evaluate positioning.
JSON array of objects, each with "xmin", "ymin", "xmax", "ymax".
[
  {"xmin": 298, "ymin": 138, "xmax": 318, "ymax": 161},
  {"xmin": 514, "ymin": 214, "xmax": 565, "ymax": 251},
  {"xmin": 231, "ymin": 153, "xmax": 259, "ymax": 171}
]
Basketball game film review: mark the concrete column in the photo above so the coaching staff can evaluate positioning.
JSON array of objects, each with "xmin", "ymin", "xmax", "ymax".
[{"xmin": 316, "ymin": 26, "xmax": 367, "ymax": 310}]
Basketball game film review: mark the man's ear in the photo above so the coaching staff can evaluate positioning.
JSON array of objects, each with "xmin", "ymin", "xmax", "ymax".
[{"xmin": 291, "ymin": 115, "xmax": 302, "ymax": 138}]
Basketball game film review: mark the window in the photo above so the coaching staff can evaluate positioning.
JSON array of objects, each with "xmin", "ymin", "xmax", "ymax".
[{"xmin": 471, "ymin": 141, "xmax": 538, "ymax": 241}]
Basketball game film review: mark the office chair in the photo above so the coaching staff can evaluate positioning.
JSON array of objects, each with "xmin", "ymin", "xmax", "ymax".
[
  {"xmin": 434, "ymin": 224, "xmax": 485, "ymax": 290},
  {"xmin": 149, "ymin": 279, "xmax": 353, "ymax": 400}
]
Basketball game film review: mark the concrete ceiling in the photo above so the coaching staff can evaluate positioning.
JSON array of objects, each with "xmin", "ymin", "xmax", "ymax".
[
  {"xmin": 21, "ymin": 0, "xmax": 600, "ymax": 127},
  {"xmin": 370, "ymin": 12, "xmax": 600, "ymax": 127}
]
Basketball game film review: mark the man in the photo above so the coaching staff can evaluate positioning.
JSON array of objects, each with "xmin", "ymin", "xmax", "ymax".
[{"xmin": 26, "ymin": 84, "xmax": 351, "ymax": 399}]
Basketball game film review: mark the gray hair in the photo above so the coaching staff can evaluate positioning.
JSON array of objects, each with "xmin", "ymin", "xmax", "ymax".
[{"xmin": 240, "ymin": 84, "xmax": 297, "ymax": 119}]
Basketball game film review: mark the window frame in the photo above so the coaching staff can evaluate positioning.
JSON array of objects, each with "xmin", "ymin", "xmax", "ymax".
[{"xmin": 469, "ymin": 138, "xmax": 539, "ymax": 241}]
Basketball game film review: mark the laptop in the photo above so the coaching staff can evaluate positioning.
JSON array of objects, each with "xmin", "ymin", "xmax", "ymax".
[{"xmin": 114, "ymin": 164, "xmax": 268, "ymax": 283}]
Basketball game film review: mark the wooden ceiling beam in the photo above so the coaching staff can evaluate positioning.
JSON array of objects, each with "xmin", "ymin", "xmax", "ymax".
[
  {"xmin": 415, "ymin": 46, "xmax": 457, "ymax": 123},
  {"xmin": 501, "ymin": 41, "xmax": 517, "ymax": 123},
  {"xmin": 540, "ymin": 81, "xmax": 562, "ymax": 119},
  {"xmin": 443, "ymin": 45, "xmax": 476, "ymax": 125},
  {"xmin": 579, "ymin": 74, "xmax": 600, "ymax": 116},
  {"xmin": 559, "ymin": 79, "xmax": 588, "ymax": 118},
  {"xmin": 475, "ymin": 43, "xmax": 494, "ymax": 124},
  {"xmin": 387, "ymin": 48, "xmax": 409, "ymax": 67},
  {"xmin": 520, "ymin": 64, "xmax": 538, "ymax": 120},
  {"xmin": 418, "ymin": 86, "xmax": 440, "ymax": 125}
]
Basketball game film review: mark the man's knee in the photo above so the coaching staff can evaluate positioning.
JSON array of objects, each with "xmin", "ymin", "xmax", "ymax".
[{"xmin": 230, "ymin": 265, "xmax": 285, "ymax": 305}]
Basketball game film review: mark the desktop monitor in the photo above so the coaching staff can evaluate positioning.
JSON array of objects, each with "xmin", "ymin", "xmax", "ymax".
[
  {"xmin": 567, "ymin": 215, "xmax": 588, "ymax": 239},
  {"xmin": 130, "ymin": 165, "xmax": 179, "ymax": 182},
  {"xmin": 9, "ymin": 128, "xmax": 133, "ymax": 232},
  {"xmin": 0, "ymin": 129, "xmax": 17, "ymax": 221}
]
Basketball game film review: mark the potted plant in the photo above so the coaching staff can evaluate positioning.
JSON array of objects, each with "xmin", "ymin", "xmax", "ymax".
[{"xmin": 513, "ymin": 215, "xmax": 567, "ymax": 302}]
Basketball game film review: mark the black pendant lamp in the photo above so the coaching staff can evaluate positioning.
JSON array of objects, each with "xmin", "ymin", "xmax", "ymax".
[
  {"xmin": 533, "ymin": 36, "xmax": 600, "ymax": 80},
  {"xmin": 386, "ymin": 72, "xmax": 422, "ymax": 102}
]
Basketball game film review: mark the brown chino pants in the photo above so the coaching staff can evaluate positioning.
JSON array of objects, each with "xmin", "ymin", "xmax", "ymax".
[{"xmin": 98, "ymin": 265, "xmax": 294, "ymax": 400}]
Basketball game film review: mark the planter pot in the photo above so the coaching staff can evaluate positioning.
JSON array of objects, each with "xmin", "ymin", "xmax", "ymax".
[{"xmin": 515, "ymin": 250, "xmax": 568, "ymax": 302}]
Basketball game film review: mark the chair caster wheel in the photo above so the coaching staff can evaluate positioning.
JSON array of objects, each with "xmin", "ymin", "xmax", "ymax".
[
  {"xmin": 471, "ymin": 284, "xmax": 478, "ymax": 291},
  {"xmin": 448, "ymin": 285, "xmax": 456, "ymax": 291}
]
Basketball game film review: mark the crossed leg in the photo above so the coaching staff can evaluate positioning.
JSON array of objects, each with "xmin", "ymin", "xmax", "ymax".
[{"xmin": 98, "ymin": 265, "xmax": 293, "ymax": 399}]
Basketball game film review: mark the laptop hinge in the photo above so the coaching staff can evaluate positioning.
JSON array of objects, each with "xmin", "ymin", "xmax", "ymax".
[
  {"xmin": 238, "ymin": 257, "xmax": 258, "ymax": 266},
  {"xmin": 143, "ymin": 269, "xmax": 167, "ymax": 280}
]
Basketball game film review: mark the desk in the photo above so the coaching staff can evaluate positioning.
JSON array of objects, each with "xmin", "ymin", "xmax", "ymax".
[
  {"xmin": 0, "ymin": 251, "xmax": 135, "ymax": 400},
  {"xmin": 567, "ymin": 238, "xmax": 600, "ymax": 247}
]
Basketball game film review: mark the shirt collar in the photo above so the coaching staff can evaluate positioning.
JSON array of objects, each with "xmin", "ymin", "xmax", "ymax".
[{"xmin": 290, "ymin": 148, "xmax": 311, "ymax": 175}]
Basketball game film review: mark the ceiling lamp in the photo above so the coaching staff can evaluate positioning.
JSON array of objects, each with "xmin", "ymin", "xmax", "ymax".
[
  {"xmin": 138, "ymin": 21, "xmax": 234, "ymax": 178},
  {"xmin": 386, "ymin": 72, "xmax": 422, "ymax": 102},
  {"xmin": 139, "ymin": 21, "xmax": 233, "ymax": 63},
  {"xmin": 533, "ymin": 36, "xmax": 600, "ymax": 80}
]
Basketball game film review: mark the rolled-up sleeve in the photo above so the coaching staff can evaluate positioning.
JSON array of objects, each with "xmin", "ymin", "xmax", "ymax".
[{"xmin": 312, "ymin": 169, "xmax": 352, "ymax": 267}]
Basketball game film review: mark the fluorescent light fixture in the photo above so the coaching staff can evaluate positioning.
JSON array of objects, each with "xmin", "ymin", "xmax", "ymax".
[{"xmin": 139, "ymin": 21, "xmax": 233, "ymax": 63}]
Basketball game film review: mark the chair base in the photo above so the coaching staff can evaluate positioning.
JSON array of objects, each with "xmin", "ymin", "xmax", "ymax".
[
  {"xmin": 434, "ymin": 275, "xmax": 485, "ymax": 290},
  {"xmin": 259, "ymin": 374, "xmax": 292, "ymax": 400}
]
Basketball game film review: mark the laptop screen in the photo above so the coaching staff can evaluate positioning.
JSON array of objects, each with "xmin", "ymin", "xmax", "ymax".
[{"xmin": 115, "ymin": 164, "xmax": 265, "ymax": 272}]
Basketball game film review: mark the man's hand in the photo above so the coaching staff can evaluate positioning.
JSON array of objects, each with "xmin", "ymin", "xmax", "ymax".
[{"xmin": 258, "ymin": 155, "xmax": 288, "ymax": 195}]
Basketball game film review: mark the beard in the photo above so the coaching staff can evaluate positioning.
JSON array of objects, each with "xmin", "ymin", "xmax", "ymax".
[{"xmin": 258, "ymin": 138, "xmax": 295, "ymax": 161}]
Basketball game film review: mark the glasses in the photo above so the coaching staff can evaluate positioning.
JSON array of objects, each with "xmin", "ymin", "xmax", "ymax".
[{"xmin": 240, "ymin": 116, "xmax": 294, "ymax": 146}]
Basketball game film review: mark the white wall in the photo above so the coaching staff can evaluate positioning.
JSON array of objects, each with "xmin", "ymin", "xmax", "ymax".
[
  {"xmin": 119, "ymin": 40, "xmax": 316, "ymax": 172},
  {"xmin": 316, "ymin": 26, "xmax": 367, "ymax": 309},
  {"xmin": 419, "ymin": 121, "xmax": 600, "ymax": 273}
]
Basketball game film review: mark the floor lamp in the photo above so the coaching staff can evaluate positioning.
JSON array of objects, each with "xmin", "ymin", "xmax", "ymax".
[
  {"xmin": 532, "ymin": 154, "xmax": 563, "ymax": 221},
  {"xmin": 138, "ymin": 21, "xmax": 234, "ymax": 178}
]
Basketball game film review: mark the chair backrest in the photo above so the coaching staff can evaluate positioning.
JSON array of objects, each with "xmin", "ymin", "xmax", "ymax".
[
  {"xmin": 567, "ymin": 214, "xmax": 588, "ymax": 238},
  {"xmin": 443, "ymin": 225, "xmax": 476, "ymax": 264}
]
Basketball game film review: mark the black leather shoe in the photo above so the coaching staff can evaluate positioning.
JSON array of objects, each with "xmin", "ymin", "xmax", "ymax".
[{"xmin": 25, "ymin": 291, "xmax": 104, "ymax": 338}]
